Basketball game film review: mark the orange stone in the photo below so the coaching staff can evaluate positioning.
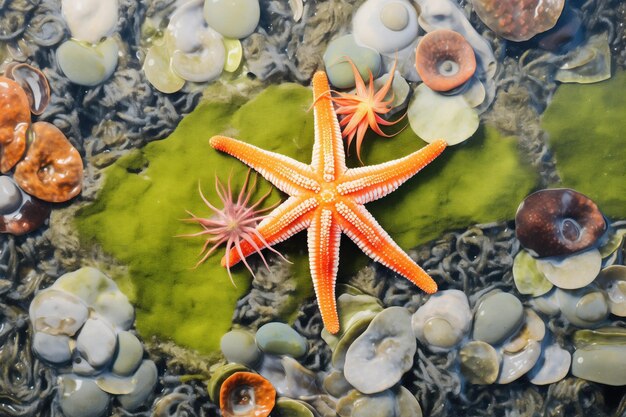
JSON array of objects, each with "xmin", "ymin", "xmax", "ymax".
[
  {"xmin": 0, "ymin": 76, "xmax": 30, "ymax": 173},
  {"xmin": 14, "ymin": 121, "xmax": 83, "ymax": 202}
]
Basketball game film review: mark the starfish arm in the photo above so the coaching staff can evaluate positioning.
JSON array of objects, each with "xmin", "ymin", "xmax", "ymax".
[
  {"xmin": 221, "ymin": 196, "xmax": 318, "ymax": 267},
  {"xmin": 210, "ymin": 136, "xmax": 320, "ymax": 195},
  {"xmin": 336, "ymin": 139, "xmax": 447, "ymax": 204},
  {"xmin": 308, "ymin": 208, "xmax": 342, "ymax": 334},
  {"xmin": 335, "ymin": 200, "xmax": 437, "ymax": 294},
  {"xmin": 310, "ymin": 71, "xmax": 347, "ymax": 182}
]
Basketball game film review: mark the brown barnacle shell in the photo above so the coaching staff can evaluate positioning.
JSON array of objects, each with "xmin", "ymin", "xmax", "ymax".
[
  {"xmin": 415, "ymin": 29, "xmax": 477, "ymax": 92},
  {"xmin": 0, "ymin": 176, "xmax": 50, "ymax": 235},
  {"xmin": 14, "ymin": 122, "xmax": 83, "ymax": 203},
  {"xmin": 515, "ymin": 188, "xmax": 606, "ymax": 258},
  {"xmin": 219, "ymin": 372, "xmax": 276, "ymax": 417},
  {"xmin": 0, "ymin": 76, "xmax": 30, "ymax": 173},
  {"xmin": 5, "ymin": 62, "xmax": 51, "ymax": 115}
]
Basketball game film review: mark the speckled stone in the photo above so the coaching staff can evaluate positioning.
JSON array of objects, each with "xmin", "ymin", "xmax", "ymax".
[
  {"xmin": 473, "ymin": 292, "xmax": 524, "ymax": 345},
  {"xmin": 220, "ymin": 329, "xmax": 261, "ymax": 366},
  {"xmin": 256, "ymin": 322, "xmax": 307, "ymax": 358}
]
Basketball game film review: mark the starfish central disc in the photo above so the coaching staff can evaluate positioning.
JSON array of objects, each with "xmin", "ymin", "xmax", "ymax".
[
  {"xmin": 319, "ymin": 188, "xmax": 336, "ymax": 203},
  {"xmin": 209, "ymin": 71, "xmax": 447, "ymax": 334}
]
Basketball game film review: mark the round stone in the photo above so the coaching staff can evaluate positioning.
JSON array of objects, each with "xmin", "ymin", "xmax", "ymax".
[
  {"xmin": 256, "ymin": 322, "xmax": 307, "ymax": 358},
  {"xmin": 33, "ymin": 332, "xmax": 72, "ymax": 364},
  {"xmin": 76, "ymin": 318, "xmax": 117, "ymax": 368},
  {"xmin": 57, "ymin": 38, "xmax": 119, "ymax": 87},
  {"xmin": 203, "ymin": 0, "xmax": 260, "ymax": 39},
  {"xmin": 380, "ymin": 2, "xmax": 409, "ymax": 31},
  {"xmin": 58, "ymin": 375, "xmax": 110, "ymax": 417},
  {"xmin": 459, "ymin": 341, "xmax": 499, "ymax": 384},
  {"xmin": 118, "ymin": 360, "xmax": 158, "ymax": 411},
  {"xmin": 423, "ymin": 317, "xmax": 458, "ymax": 348},
  {"xmin": 323, "ymin": 34, "xmax": 382, "ymax": 89},
  {"xmin": 0, "ymin": 176, "xmax": 22, "ymax": 215},
  {"xmin": 576, "ymin": 292, "xmax": 609, "ymax": 322},
  {"xmin": 473, "ymin": 292, "xmax": 524, "ymax": 345},
  {"xmin": 221, "ymin": 329, "xmax": 261, "ymax": 366},
  {"xmin": 112, "ymin": 331, "xmax": 144, "ymax": 376}
]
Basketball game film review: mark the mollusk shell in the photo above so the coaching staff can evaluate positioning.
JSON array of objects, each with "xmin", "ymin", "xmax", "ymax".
[
  {"xmin": 219, "ymin": 372, "xmax": 276, "ymax": 417},
  {"xmin": 352, "ymin": 0, "xmax": 419, "ymax": 54},
  {"xmin": 515, "ymin": 188, "xmax": 606, "ymax": 258},
  {"xmin": 556, "ymin": 287, "xmax": 609, "ymax": 328},
  {"xmin": 497, "ymin": 340, "xmax": 541, "ymax": 384},
  {"xmin": 459, "ymin": 340, "xmax": 499, "ymax": 384},
  {"xmin": 4, "ymin": 62, "xmax": 50, "ymax": 115},
  {"xmin": 470, "ymin": 0, "xmax": 565, "ymax": 42},
  {"xmin": 512, "ymin": 249, "xmax": 554, "ymax": 296},
  {"xmin": 57, "ymin": 38, "xmax": 119, "ymax": 87},
  {"xmin": 528, "ymin": 344, "xmax": 571, "ymax": 385},
  {"xmin": 415, "ymin": 29, "xmax": 476, "ymax": 92}
]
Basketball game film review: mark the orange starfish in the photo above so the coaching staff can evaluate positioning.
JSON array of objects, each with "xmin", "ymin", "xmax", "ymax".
[{"xmin": 210, "ymin": 71, "xmax": 447, "ymax": 334}]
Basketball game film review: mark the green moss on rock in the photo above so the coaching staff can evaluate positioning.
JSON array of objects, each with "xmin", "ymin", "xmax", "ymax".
[
  {"xmin": 76, "ymin": 83, "xmax": 538, "ymax": 356},
  {"xmin": 542, "ymin": 72, "xmax": 626, "ymax": 217}
]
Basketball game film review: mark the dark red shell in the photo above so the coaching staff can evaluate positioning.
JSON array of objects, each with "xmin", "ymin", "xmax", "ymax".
[
  {"xmin": 515, "ymin": 188, "xmax": 606, "ymax": 258},
  {"xmin": 415, "ymin": 29, "xmax": 476, "ymax": 92}
]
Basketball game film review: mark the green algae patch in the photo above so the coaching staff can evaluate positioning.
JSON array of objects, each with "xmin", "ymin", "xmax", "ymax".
[
  {"xmin": 76, "ymin": 82, "xmax": 538, "ymax": 355},
  {"xmin": 76, "ymin": 85, "xmax": 315, "ymax": 356},
  {"xmin": 541, "ymin": 72, "xmax": 626, "ymax": 218}
]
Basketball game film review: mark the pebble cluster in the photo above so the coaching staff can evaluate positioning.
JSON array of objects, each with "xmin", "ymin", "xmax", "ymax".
[{"xmin": 29, "ymin": 267, "xmax": 158, "ymax": 417}]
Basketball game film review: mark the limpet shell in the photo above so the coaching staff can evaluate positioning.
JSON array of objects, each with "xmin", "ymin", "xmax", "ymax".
[
  {"xmin": 415, "ymin": 29, "xmax": 477, "ymax": 92},
  {"xmin": 257, "ymin": 355, "xmax": 321, "ymax": 398},
  {"xmin": 143, "ymin": 42, "xmax": 185, "ymax": 94},
  {"xmin": 273, "ymin": 398, "xmax": 315, "ymax": 417},
  {"xmin": 352, "ymin": 0, "xmax": 419, "ymax": 54},
  {"xmin": 4, "ymin": 62, "xmax": 50, "ymax": 115},
  {"xmin": 207, "ymin": 363, "xmax": 250, "ymax": 403},
  {"xmin": 459, "ymin": 340, "xmax": 499, "ymax": 384},
  {"xmin": 555, "ymin": 32, "xmax": 611, "ymax": 84},
  {"xmin": 595, "ymin": 265, "xmax": 626, "ymax": 317},
  {"xmin": 515, "ymin": 188, "xmax": 606, "ymax": 258},
  {"xmin": 503, "ymin": 309, "xmax": 545, "ymax": 354},
  {"xmin": 535, "ymin": 249, "xmax": 602, "ymax": 290},
  {"xmin": 14, "ymin": 121, "xmax": 83, "ymax": 203},
  {"xmin": 219, "ymin": 372, "xmax": 276, "ymax": 417}
]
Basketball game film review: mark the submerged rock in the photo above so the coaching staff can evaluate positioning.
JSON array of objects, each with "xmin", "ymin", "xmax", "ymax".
[
  {"xmin": 343, "ymin": 307, "xmax": 415, "ymax": 394},
  {"xmin": 459, "ymin": 341, "xmax": 499, "ymax": 385},
  {"xmin": 412, "ymin": 289, "xmax": 471, "ymax": 350},
  {"xmin": 256, "ymin": 322, "xmax": 307, "ymax": 358},
  {"xmin": 473, "ymin": 292, "xmax": 524, "ymax": 345}
]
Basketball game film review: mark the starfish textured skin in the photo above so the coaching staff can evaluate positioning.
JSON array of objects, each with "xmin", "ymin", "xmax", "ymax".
[{"xmin": 210, "ymin": 71, "xmax": 447, "ymax": 334}]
